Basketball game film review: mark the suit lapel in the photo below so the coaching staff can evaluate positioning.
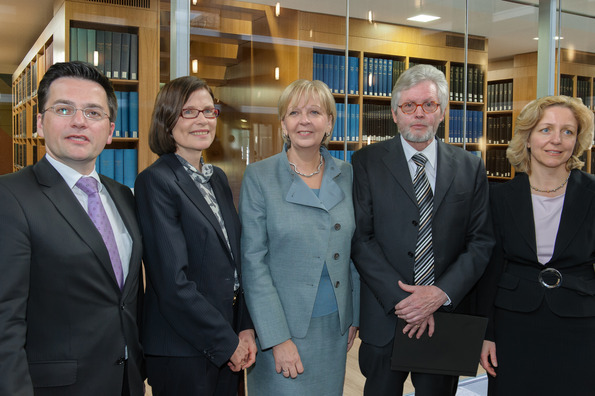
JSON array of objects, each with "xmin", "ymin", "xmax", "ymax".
[
  {"xmin": 434, "ymin": 141, "xmax": 456, "ymax": 212},
  {"xmin": 210, "ymin": 170, "xmax": 240, "ymax": 263},
  {"xmin": 165, "ymin": 155, "xmax": 235, "ymax": 262},
  {"xmin": 382, "ymin": 137, "xmax": 417, "ymax": 205},
  {"xmin": 551, "ymin": 170, "xmax": 595, "ymax": 261},
  {"xmin": 34, "ymin": 158, "xmax": 121, "ymax": 289},
  {"xmin": 505, "ymin": 174, "xmax": 537, "ymax": 256}
]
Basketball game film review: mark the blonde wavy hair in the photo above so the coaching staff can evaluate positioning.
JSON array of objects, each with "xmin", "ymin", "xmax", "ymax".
[
  {"xmin": 507, "ymin": 95, "xmax": 594, "ymax": 173},
  {"xmin": 278, "ymin": 79, "xmax": 336, "ymax": 148}
]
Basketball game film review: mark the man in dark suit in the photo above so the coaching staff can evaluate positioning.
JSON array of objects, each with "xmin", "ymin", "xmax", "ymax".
[
  {"xmin": 351, "ymin": 64, "xmax": 494, "ymax": 396},
  {"xmin": 0, "ymin": 61, "xmax": 144, "ymax": 396}
]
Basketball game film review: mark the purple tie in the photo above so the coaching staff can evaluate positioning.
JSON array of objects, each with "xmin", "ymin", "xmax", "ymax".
[{"xmin": 76, "ymin": 177, "xmax": 124, "ymax": 289}]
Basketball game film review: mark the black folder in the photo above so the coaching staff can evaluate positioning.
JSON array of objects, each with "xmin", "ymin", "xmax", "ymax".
[{"xmin": 391, "ymin": 312, "xmax": 487, "ymax": 377}]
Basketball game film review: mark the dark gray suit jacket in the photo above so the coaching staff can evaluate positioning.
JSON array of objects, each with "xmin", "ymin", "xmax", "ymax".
[
  {"xmin": 351, "ymin": 136, "xmax": 494, "ymax": 347},
  {"xmin": 0, "ymin": 157, "xmax": 144, "ymax": 396}
]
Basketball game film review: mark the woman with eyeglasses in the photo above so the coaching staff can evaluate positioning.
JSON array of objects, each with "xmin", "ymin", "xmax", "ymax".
[
  {"xmin": 135, "ymin": 76, "xmax": 256, "ymax": 395},
  {"xmin": 239, "ymin": 79, "xmax": 360, "ymax": 395}
]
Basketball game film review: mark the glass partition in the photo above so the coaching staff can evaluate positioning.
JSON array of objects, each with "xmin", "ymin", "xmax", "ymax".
[{"xmin": 159, "ymin": 0, "xmax": 595, "ymax": 200}]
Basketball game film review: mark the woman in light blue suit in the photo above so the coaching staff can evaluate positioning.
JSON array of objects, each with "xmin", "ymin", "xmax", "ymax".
[{"xmin": 239, "ymin": 79, "xmax": 360, "ymax": 395}]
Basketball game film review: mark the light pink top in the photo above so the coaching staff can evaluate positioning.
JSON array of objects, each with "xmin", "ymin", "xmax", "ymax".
[{"xmin": 531, "ymin": 193, "xmax": 565, "ymax": 265}]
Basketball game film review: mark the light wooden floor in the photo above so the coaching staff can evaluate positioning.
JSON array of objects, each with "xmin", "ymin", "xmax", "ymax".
[{"xmin": 145, "ymin": 336, "xmax": 485, "ymax": 396}]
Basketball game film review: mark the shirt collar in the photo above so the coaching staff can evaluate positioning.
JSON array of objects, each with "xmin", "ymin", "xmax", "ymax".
[
  {"xmin": 400, "ymin": 135, "xmax": 437, "ymax": 170},
  {"xmin": 45, "ymin": 154, "xmax": 102, "ymax": 191}
]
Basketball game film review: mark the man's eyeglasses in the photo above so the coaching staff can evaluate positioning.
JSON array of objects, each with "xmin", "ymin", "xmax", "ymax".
[
  {"xmin": 42, "ymin": 104, "xmax": 109, "ymax": 121},
  {"xmin": 180, "ymin": 108, "xmax": 220, "ymax": 119},
  {"xmin": 398, "ymin": 101, "xmax": 440, "ymax": 114}
]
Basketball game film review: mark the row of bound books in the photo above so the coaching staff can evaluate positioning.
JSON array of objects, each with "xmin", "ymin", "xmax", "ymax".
[
  {"xmin": 331, "ymin": 103, "xmax": 360, "ymax": 142},
  {"xmin": 363, "ymin": 57, "xmax": 406, "ymax": 97},
  {"xmin": 70, "ymin": 27, "xmax": 138, "ymax": 80},
  {"xmin": 114, "ymin": 91, "xmax": 139, "ymax": 138},
  {"xmin": 559, "ymin": 75, "xmax": 573, "ymax": 97},
  {"xmin": 576, "ymin": 78, "xmax": 593, "ymax": 109},
  {"xmin": 486, "ymin": 115, "xmax": 513, "ymax": 144},
  {"xmin": 329, "ymin": 150, "xmax": 355, "ymax": 163},
  {"xmin": 448, "ymin": 109, "xmax": 484, "ymax": 143},
  {"xmin": 487, "ymin": 82, "xmax": 513, "ymax": 112},
  {"xmin": 361, "ymin": 103, "xmax": 396, "ymax": 142},
  {"xmin": 486, "ymin": 150, "xmax": 511, "ymax": 178},
  {"xmin": 450, "ymin": 65, "xmax": 484, "ymax": 103},
  {"xmin": 313, "ymin": 53, "xmax": 360, "ymax": 95},
  {"xmin": 96, "ymin": 149, "xmax": 138, "ymax": 189}
]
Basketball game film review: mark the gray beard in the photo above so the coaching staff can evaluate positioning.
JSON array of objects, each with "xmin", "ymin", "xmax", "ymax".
[{"xmin": 401, "ymin": 127, "xmax": 436, "ymax": 143}]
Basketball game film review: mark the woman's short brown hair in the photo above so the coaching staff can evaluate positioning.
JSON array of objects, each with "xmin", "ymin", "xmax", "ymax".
[
  {"xmin": 149, "ymin": 76, "xmax": 215, "ymax": 156},
  {"xmin": 507, "ymin": 95, "xmax": 594, "ymax": 173},
  {"xmin": 278, "ymin": 79, "xmax": 336, "ymax": 147}
]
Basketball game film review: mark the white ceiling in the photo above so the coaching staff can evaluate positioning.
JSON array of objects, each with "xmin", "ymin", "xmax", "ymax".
[{"xmin": 3, "ymin": 0, "xmax": 595, "ymax": 77}]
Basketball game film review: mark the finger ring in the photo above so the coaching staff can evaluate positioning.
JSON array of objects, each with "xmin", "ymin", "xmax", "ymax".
[{"xmin": 282, "ymin": 369, "xmax": 288, "ymax": 373}]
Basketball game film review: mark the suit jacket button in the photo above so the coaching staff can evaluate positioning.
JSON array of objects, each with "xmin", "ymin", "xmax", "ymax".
[
  {"xmin": 408, "ymin": 251, "xmax": 414, "ymax": 257},
  {"xmin": 412, "ymin": 220, "xmax": 418, "ymax": 226},
  {"xmin": 335, "ymin": 281, "xmax": 340, "ymax": 288},
  {"xmin": 333, "ymin": 253, "xmax": 340, "ymax": 260},
  {"xmin": 116, "ymin": 357, "xmax": 126, "ymax": 365},
  {"xmin": 120, "ymin": 304, "xmax": 126, "ymax": 310},
  {"xmin": 334, "ymin": 223, "xmax": 341, "ymax": 230}
]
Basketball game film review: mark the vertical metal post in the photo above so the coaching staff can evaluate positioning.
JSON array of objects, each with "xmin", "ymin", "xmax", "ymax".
[
  {"xmin": 171, "ymin": 0, "xmax": 190, "ymax": 79},
  {"xmin": 344, "ymin": 0, "xmax": 350, "ymax": 158},
  {"xmin": 536, "ymin": 0, "xmax": 556, "ymax": 97}
]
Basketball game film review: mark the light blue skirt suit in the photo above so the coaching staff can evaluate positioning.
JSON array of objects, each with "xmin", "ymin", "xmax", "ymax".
[{"xmin": 239, "ymin": 146, "xmax": 360, "ymax": 395}]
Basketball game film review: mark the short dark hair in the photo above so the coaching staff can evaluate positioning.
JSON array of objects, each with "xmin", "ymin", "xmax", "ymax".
[
  {"xmin": 38, "ymin": 61, "xmax": 117, "ymax": 122},
  {"xmin": 149, "ymin": 76, "xmax": 215, "ymax": 156}
]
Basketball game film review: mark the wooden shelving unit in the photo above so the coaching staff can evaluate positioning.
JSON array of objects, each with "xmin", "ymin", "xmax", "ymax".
[
  {"xmin": 12, "ymin": 0, "xmax": 159, "ymax": 176},
  {"xmin": 488, "ymin": 51, "xmax": 595, "ymax": 179}
]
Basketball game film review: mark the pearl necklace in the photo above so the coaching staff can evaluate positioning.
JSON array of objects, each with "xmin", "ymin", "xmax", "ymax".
[
  {"xmin": 289, "ymin": 155, "xmax": 323, "ymax": 178},
  {"xmin": 530, "ymin": 173, "xmax": 570, "ymax": 193}
]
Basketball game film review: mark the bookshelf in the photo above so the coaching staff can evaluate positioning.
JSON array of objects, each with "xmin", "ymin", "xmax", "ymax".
[
  {"xmin": 306, "ymin": 44, "xmax": 488, "ymax": 158},
  {"xmin": 11, "ymin": 0, "xmax": 159, "ymax": 184},
  {"xmin": 488, "ymin": 51, "xmax": 595, "ymax": 179}
]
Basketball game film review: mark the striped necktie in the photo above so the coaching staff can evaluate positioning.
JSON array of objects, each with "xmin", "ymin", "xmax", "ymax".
[{"xmin": 412, "ymin": 153, "xmax": 435, "ymax": 286}]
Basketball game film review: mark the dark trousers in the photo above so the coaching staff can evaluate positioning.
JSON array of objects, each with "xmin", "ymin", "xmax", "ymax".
[
  {"xmin": 146, "ymin": 355, "xmax": 240, "ymax": 396},
  {"xmin": 359, "ymin": 340, "xmax": 459, "ymax": 396}
]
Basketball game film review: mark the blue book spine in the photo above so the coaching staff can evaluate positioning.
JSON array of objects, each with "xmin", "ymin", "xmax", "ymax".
[
  {"xmin": 354, "ymin": 57, "xmax": 359, "ymax": 95},
  {"xmin": 313, "ymin": 53, "xmax": 319, "ymax": 81},
  {"xmin": 114, "ymin": 91, "xmax": 122, "ymax": 138},
  {"xmin": 355, "ymin": 104, "xmax": 360, "ymax": 142},
  {"xmin": 332, "ymin": 55, "xmax": 340, "ymax": 93},
  {"xmin": 123, "ymin": 149, "xmax": 138, "ymax": 189},
  {"xmin": 363, "ymin": 57, "xmax": 368, "ymax": 96},
  {"xmin": 479, "ymin": 111, "xmax": 484, "ymax": 143},
  {"xmin": 317, "ymin": 54, "xmax": 323, "ymax": 82},
  {"xmin": 378, "ymin": 59, "xmax": 388, "ymax": 96},
  {"xmin": 129, "ymin": 91, "xmax": 139, "ymax": 138},
  {"xmin": 323, "ymin": 54, "xmax": 331, "ymax": 89},
  {"xmin": 339, "ymin": 55, "xmax": 345, "ymax": 94},
  {"xmin": 114, "ymin": 149, "xmax": 124, "ymax": 184},
  {"xmin": 348, "ymin": 57, "xmax": 355, "ymax": 95},
  {"xmin": 387, "ymin": 59, "xmax": 393, "ymax": 96},
  {"xmin": 121, "ymin": 91, "xmax": 130, "ymax": 138},
  {"xmin": 100, "ymin": 149, "xmax": 115, "ymax": 179}
]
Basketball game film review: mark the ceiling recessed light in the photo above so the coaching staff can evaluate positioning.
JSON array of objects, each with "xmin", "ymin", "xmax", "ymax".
[
  {"xmin": 533, "ymin": 36, "xmax": 564, "ymax": 40},
  {"xmin": 407, "ymin": 14, "xmax": 440, "ymax": 23}
]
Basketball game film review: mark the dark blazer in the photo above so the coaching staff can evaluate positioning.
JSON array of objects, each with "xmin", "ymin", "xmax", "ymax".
[
  {"xmin": 479, "ymin": 170, "xmax": 595, "ymax": 340},
  {"xmin": 135, "ymin": 153, "xmax": 252, "ymax": 368},
  {"xmin": 351, "ymin": 136, "xmax": 494, "ymax": 346},
  {"xmin": 0, "ymin": 157, "xmax": 144, "ymax": 396}
]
